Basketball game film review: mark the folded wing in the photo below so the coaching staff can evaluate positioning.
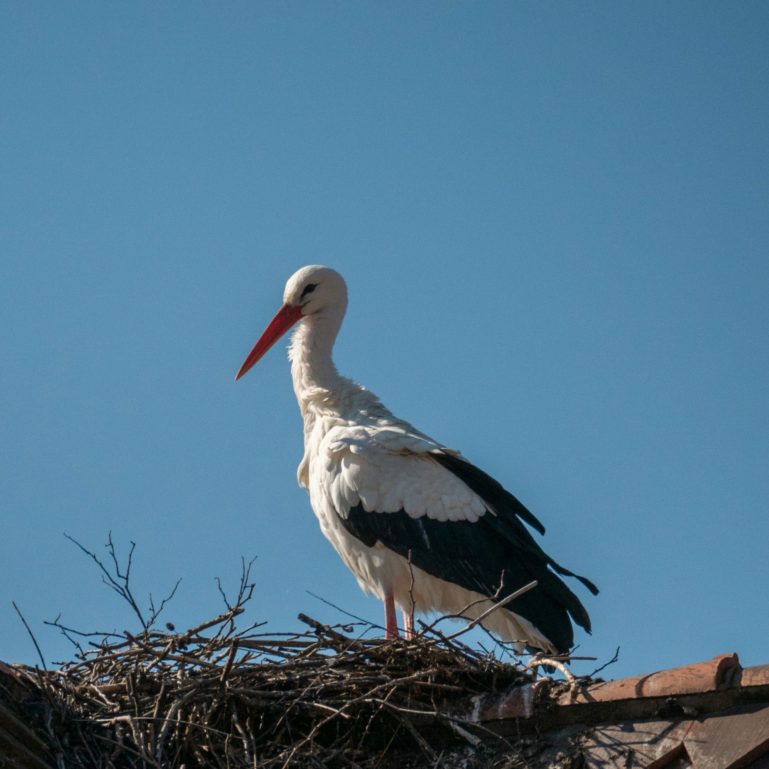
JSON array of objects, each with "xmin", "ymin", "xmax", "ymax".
[{"xmin": 320, "ymin": 425, "xmax": 598, "ymax": 653}]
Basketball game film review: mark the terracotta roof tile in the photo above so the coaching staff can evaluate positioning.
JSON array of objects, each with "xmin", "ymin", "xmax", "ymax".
[
  {"xmin": 559, "ymin": 654, "xmax": 740, "ymax": 706},
  {"xmin": 578, "ymin": 704, "xmax": 769, "ymax": 769},
  {"xmin": 684, "ymin": 705, "xmax": 769, "ymax": 769},
  {"xmin": 470, "ymin": 652, "xmax": 769, "ymax": 769},
  {"xmin": 743, "ymin": 666, "xmax": 769, "ymax": 687},
  {"xmin": 581, "ymin": 719, "xmax": 692, "ymax": 769}
]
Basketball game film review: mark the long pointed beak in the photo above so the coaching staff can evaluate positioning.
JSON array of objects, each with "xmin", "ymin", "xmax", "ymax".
[{"xmin": 235, "ymin": 303, "xmax": 303, "ymax": 380}]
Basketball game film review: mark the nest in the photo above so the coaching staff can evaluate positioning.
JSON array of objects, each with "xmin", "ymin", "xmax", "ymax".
[
  {"xmin": 9, "ymin": 611, "xmax": 540, "ymax": 769},
  {"xmin": 5, "ymin": 543, "xmax": 559, "ymax": 769}
]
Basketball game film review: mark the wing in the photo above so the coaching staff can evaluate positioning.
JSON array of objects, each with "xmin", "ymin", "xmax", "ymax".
[
  {"xmin": 319, "ymin": 426, "xmax": 598, "ymax": 652},
  {"xmin": 323, "ymin": 426, "xmax": 487, "ymax": 522},
  {"xmin": 432, "ymin": 452, "xmax": 599, "ymax": 596}
]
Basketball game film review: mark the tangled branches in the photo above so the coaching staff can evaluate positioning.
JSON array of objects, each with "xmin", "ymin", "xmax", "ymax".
[
  {"xmin": 34, "ymin": 608, "xmax": 531, "ymax": 766},
  {"xmin": 6, "ymin": 538, "xmax": 542, "ymax": 769}
]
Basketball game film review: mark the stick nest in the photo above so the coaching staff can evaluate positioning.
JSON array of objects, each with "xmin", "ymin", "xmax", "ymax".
[{"xmin": 6, "ymin": 548, "xmax": 553, "ymax": 769}]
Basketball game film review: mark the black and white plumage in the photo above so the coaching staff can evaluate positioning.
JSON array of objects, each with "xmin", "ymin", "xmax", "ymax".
[{"xmin": 236, "ymin": 265, "xmax": 598, "ymax": 653}]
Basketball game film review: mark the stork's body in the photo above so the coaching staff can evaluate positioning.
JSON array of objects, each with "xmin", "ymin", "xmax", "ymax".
[{"xmin": 237, "ymin": 266, "xmax": 597, "ymax": 653}]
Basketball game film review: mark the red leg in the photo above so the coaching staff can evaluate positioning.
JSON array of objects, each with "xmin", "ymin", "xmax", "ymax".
[
  {"xmin": 403, "ymin": 608, "xmax": 415, "ymax": 640},
  {"xmin": 384, "ymin": 592, "xmax": 399, "ymax": 639}
]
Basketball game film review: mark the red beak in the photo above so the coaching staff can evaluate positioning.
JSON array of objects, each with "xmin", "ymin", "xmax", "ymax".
[{"xmin": 235, "ymin": 303, "xmax": 303, "ymax": 380}]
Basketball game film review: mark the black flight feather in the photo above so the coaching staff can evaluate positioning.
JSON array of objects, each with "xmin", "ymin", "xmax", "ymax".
[
  {"xmin": 432, "ymin": 452, "xmax": 599, "ymax": 596},
  {"xmin": 337, "ymin": 452, "xmax": 598, "ymax": 653}
]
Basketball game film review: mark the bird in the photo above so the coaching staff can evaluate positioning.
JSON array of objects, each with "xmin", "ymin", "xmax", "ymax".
[{"xmin": 236, "ymin": 265, "xmax": 597, "ymax": 654}]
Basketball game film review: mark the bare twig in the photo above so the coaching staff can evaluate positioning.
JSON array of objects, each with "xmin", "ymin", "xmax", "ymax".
[
  {"xmin": 587, "ymin": 646, "xmax": 621, "ymax": 679},
  {"xmin": 12, "ymin": 601, "xmax": 47, "ymax": 671},
  {"xmin": 64, "ymin": 533, "xmax": 148, "ymax": 628},
  {"xmin": 306, "ymin": 589, "xmax": 386, "ymax": 633},
  {"xmin": 147, "ymin": 578, "xmax": 182, "ymax": 627},
  {"xmin": 406, "ymin": 549, "xmax": 416, "ymax": 638},
  {"xmin": 439, "ymin": 580, "xmax": 539, "ymax": 642}
]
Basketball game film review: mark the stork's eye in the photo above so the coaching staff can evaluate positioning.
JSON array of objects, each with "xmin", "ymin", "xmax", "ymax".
[{"xmin": 300, "ymin": 283, "xmax": 318, "ymax": 299}]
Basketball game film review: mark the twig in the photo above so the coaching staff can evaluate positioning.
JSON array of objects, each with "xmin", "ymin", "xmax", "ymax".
[
  {"xmin": 587, "ymin": 646, "xmax": 621, "ymax": 679},
  {"xmin": 147, "ymin": 578, "xmax": 182, "ymax": 627},
  {"xmin": 306, "ymin": 590, "xmax": 386, "ymax": 633},
  {"xmin": 406, "ymin": 549, "xmax": 416, "ymax": 638},
  {"xmin": 12, "ymin": 601, "xmax": 47, "ymax": 671},
  {"xmin": 219, "ymin": 640, "xmax": 239, "ymax": 686},
  {"xmin": 439, "ymin": 580, "xmax": 539, "ymax": 642},
  {"xmin": 64, "ymin": 533, "xmax": 148, "ymax": 628}
]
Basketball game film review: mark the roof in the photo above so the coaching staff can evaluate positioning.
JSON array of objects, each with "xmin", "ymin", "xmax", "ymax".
[{"xmin": 469, "ymin": 653, "xmax": 769, "ymax": 769}]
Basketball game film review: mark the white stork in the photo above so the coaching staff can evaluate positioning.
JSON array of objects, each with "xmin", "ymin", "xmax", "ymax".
[{"xmin": 236, "ymin": 265, "xmax": 597, "ymax": 653}]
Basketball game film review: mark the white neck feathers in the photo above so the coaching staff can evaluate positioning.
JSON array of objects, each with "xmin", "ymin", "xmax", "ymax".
[{"xmin": 288, "ymin": 308, "xmax": 347, "ymax": 416}]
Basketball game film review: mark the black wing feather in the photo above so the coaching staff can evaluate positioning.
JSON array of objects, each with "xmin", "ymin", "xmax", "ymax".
[
  {"xmin": 338, "ymin": 452, "xmax": 598, "ymax": 653},
  {"xmin": 432, "ymin": 451, "xmax": 547, "ymax": 535},
  {"xmin": 432, "ymin": 452, "xmax": 599, "ymax": 596}
]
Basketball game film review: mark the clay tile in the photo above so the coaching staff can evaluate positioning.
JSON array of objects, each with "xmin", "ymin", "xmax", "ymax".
[
  {"xmin": 684, "ymin": 704, "xmax": 769, "ymax": 769},
  {"xmin": 742, "ymin": 665, "xmax": 769, "ymax": 688},
  {"xmin": 581, "ymin": 719, "xmax": 693, "ymax": 769},
  {"xmin": 559, "ymin": 654, "xmax": 741, "ymax": 706}
]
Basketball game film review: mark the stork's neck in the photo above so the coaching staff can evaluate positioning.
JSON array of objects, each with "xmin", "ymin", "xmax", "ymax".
[{"xmin": 288, "ymin": 308, "xmax": 347, "ymax": 418}]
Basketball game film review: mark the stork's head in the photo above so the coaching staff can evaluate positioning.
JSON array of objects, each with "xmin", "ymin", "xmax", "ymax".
[
  {"xmin": 282, "ymin": 265, "xmax": 348, "ymax": 316},
  {"xmin": 235, "ymin": 265, "xmax": 347, "ymax": 380}
]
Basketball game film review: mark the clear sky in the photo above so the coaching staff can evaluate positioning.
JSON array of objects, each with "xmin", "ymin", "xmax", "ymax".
[{"xmin": 2, "ymin": 3, "xmax": 768, "ymax": 680}]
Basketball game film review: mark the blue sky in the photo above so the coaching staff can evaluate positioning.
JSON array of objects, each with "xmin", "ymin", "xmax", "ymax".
[{"xmin": 2, "ymin": 3, "xmax": 768, "ymax": 680}]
